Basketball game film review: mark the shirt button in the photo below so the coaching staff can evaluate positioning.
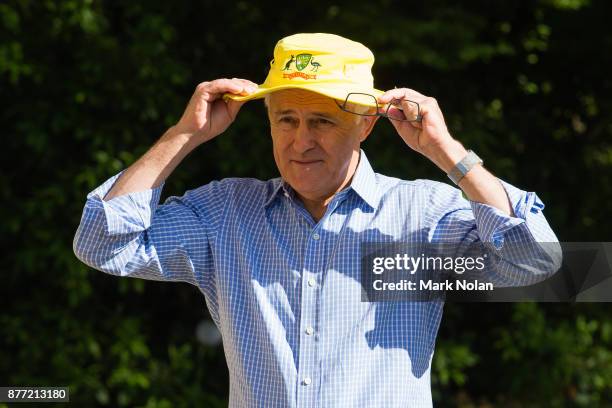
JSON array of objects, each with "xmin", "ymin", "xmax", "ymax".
[
  {"xmin": 307, "ymin": 278, "xmax": 316, "ymax": 287},
  {"xmin": 303, "ymin": 377, "xmax": 312, "ymax": 386},
  {"xmin": 312, "ymin": 232, "xmax": 320, "ymax": 240},
  {"xmin": 305, "ymin": 326, "xmax": 314, "ymax": 335}
]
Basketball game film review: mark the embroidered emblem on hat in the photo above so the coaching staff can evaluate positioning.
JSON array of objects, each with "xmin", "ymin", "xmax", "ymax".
[
  {"xmin": 310, "ymin": 59, "xmax": 321, "ymax": 72},
  {"xmin": 283, "ymin": 72, "xmax": 316, "ymax": 79},
  {"xmin": 295, "ymin": 53, "xmax": 312, "ymax": 71},
  {"xmin": 282, "ymin": 55, "xmax": 295, "ymax": 71},
  {"xmin": 281, "ymin": 53, "xmax": 321, "ymax": 80}
]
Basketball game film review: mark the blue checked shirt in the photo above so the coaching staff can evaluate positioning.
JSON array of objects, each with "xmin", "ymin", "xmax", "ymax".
[{"xmin": 74, "ymin": 150, "xmax": 560, "ymax": 407}]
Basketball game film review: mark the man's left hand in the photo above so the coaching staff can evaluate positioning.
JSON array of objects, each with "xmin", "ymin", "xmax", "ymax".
[{"xmin": 378, "ymin": 88, "xmax": 467, "ymax": 173}]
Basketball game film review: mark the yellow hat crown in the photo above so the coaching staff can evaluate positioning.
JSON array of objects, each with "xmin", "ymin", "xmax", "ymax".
[
  {"xmin": 263, "ymin": 33, "xmax": 376, "ymax": 89},
  {"xmin": 225, "ymin": 33, "xmax": 383, "ymax": 107}
]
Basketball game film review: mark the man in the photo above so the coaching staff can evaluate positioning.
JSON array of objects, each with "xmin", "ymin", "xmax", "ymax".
[{"xmin": 74, "ymin": 33, "xmax": 560, "ymax": 407}]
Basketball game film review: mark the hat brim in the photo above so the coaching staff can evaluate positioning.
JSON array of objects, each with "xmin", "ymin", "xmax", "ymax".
[{"xmin": 224, "ymin": 83, "xmax": 385, "ymax": 108}]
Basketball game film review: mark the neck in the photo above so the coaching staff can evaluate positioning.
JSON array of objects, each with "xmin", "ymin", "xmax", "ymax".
[{"xmin": 298, "ymin": 195, "xmax": 333, "ymax": 222}]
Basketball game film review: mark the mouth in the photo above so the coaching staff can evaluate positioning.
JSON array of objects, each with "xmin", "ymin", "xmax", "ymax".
[{"xmin": 290, "ymin": 159, "xmax": 324, "ymax": 166}]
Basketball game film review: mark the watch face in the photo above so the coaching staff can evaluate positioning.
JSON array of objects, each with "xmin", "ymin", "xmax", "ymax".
[{"xmin": 448, "ymin": 151, "xmax": 482, "ymax": 185}]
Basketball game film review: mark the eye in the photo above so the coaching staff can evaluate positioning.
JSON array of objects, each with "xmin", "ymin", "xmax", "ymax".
[
  {"xmin": 278, "ymin": 117, "xmax": 298, "ymax": 126},
  {"xmin": 312, "ymin": 118, "xmax": 335, "ymax": 128}
]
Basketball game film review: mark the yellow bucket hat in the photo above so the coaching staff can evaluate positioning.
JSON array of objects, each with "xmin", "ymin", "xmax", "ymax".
[{"xmin": 224, "ymin": 33, "xmax": 384, "ymax": 107}]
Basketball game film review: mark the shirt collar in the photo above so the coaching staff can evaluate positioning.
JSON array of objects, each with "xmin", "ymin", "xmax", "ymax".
[
  {"xmin": 348, "ymin": 149, "xmax": 381, "ymax": 210},
  {"xmin": 264, "ymin": 178, "xmax": 293, "ymax": 208},
  {"xmin": 264, "ymin": 149, "xmax": 381, "ymax": 210}
]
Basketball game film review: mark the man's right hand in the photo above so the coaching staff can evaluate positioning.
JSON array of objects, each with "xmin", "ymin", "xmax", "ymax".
[
  {"xmin": 173, "ymin": 78, "xmax": 258, "ymax": 145},
  {"xmin": 103, "ymin": 78, "xmax": 257, "ymax": 200}
]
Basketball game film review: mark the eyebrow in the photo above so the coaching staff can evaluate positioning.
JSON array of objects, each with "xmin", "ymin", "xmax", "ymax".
[{"xmin": 273, "ymin": 109, "xmax": 335, "ymax": 119}]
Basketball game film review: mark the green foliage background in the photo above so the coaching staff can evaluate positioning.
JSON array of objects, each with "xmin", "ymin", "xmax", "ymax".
[{"xmin": 1, "ymin": 0, "xmax": 611, "ymax": 406}]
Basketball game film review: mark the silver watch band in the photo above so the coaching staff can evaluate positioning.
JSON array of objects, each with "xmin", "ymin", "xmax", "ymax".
[{"xmin": 447, "ymin": 150, "xmax": 483, "ymax": 185}]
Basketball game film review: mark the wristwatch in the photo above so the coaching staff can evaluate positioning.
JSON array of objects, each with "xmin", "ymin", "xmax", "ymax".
[{"xmin": 447, "ymin": 150, "xmax": 483, "ymax": 185}]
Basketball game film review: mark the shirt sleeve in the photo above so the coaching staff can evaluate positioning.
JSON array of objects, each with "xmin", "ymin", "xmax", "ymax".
[
  {"xmin": 73, "ymin": 171, "xmax": 223, "ymax": 289},
  {"xmin": 427, "ymin": 178, "xmax": 562, "ymax": 287}
]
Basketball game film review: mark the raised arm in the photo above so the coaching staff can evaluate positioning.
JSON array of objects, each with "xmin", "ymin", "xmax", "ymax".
[
  {"xmin": 378, "ymin": 87, "xmax": 562, "ymax": 286},
  {"xmin": 104, "ymin": 78, "xmax": 257, "ymax": 199},
  {"xmin": 73, "ymin": 78, "xmax": 258, "ymax": 285}
]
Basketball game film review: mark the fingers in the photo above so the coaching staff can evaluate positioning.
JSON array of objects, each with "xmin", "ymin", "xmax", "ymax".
[
  {"xmin": 389, "ymin": 99, "xmax": 422, "ymax": 125},
  {"xmin": 378, "ymin": 88, "xmax": 426, "ymax": 104},
  {"xmin": 226, "ymin": 98, "xmax": 247, "ymax": 120},
  {"xmin": 196, "ymin": 78, "xmax": 259, "ymax": 101},
  {"xmin": 379, "ymin": 88, "xmax": 438, "ymax": 125},
  {"xmin": 231, "ymin": 78, "xmax": 259, "ymax": 93}
]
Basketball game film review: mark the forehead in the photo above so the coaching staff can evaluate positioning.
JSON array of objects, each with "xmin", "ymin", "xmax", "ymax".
[{"xmin": 268, "ymin": 89, "xmax": 340, "ymax": 114}]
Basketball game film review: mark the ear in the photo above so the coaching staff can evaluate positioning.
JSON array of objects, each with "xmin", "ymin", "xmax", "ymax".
[{"xmin": 359, "ymin": 114, "xmax": 380, "ymax": 142}]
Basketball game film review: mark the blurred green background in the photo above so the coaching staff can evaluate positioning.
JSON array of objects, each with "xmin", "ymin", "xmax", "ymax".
[{"xmin": 1, "ymin": 0, "xmax": 611, "ymax": 406}]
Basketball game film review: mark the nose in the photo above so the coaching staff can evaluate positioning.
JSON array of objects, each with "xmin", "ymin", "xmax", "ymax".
[{"xmin": 292, "ymin": 121, "xmax": 317, "ymax": 154}]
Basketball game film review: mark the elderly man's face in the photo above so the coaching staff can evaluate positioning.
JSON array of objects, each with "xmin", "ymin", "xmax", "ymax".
[{"xmin": 267, "ymin": 89, "xmax": 376, "ymax": 203}]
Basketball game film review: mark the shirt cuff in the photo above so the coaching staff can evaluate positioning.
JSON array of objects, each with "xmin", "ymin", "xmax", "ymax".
[
  {"xmin": 469, "ymin": 179, "xmax": 545, "ymax": 250},
  {"xmin": 86, "ymin": 170, "xmax": 165, "ymax": 236}
]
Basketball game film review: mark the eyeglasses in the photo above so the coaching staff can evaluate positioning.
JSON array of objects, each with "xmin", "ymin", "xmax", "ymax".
[{"xmin": 335, "ymin": 92, "xmax": 422, "ymax": 122}]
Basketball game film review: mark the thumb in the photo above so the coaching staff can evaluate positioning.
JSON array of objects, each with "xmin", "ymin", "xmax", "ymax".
[
  {"xmin": 389, "ymin": 116, "xmax": 420, "ymax": 144},
  {"xmin": 388, "ymin": 116, "xmax": 405, "ymax": 134},
  {"xmin": 226, "ymin": 99, "xmax": 246, "ymax": 121}
]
